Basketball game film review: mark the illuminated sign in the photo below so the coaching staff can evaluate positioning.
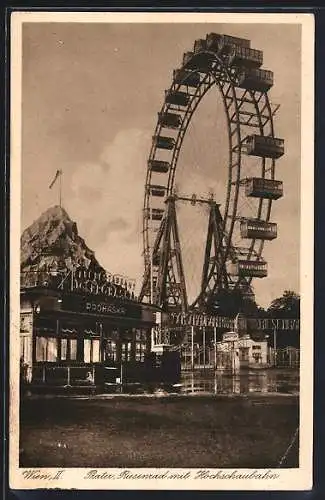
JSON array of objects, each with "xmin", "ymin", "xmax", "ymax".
[
  {"xmin": 59, "ymin": 268, "xmax": 135, "ymax": 300},
  {"xmin": 70, "ymin": 269, "xmax": 135, "ymax": 300},
  {"xmin": 22, "ymin": 268, "xmax": 137, "ymax": 301},
  {"xmin": 169, "ymin": 312, "xmax": 234, "ymax": 329},
  {"xmin": 254, "ymin": 318, "xmax": 300, "ymax": 331},
  {"xmin": 168, "ymin": 312, "xmax": 300, "ymax": 331}
]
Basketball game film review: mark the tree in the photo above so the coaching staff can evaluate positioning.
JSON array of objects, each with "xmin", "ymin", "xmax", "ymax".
[
  {"xmin": 267, "ymin": 290, "xmax": 300, "ymax": 348},
  {"xmin": 268, "ymin": 290, "xmax": 300, "ymax": 318},
  {"xmin": 206, "ymin": 288, "xmax": 265, "ymax": 318}
]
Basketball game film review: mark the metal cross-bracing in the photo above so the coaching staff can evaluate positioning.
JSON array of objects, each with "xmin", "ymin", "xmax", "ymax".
[
  {"xmin": 155, "ymin": 196, "xmax": 188, "ymax": 311},
  {"xmin": 197, "ymin": 202, "xmax": 230, "ymax": 308},
  {"xmin": 141, "ymin": 196, "xmax": 188, "ymax": 311},
  {"xmin": 140, "ymin": 33, "xmax": 285, "ymax": 313}
]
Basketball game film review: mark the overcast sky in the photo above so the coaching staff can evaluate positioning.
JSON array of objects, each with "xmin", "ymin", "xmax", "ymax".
[{"xmin": 21, "ymin": 20, "xmax": 301, "ymax": 308}]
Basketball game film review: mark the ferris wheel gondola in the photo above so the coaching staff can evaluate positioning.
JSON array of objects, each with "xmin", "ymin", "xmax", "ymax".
[{"xmin": 140, "ymin": 33, "xmax": 285, "ymax": 312}]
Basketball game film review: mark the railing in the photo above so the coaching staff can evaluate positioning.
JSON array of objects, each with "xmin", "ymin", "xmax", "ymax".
[
  {"xmin": 268, "ymin": 347, "xmax": 300, "ymax": 369},
  {"xmin": 32, "ymin": 364, "xmax": 98, "ymax": 387},
  {"xmin": 30, "ymin": 359, "xmax": 180, "ymax": 390},
  {"xmin": 179, "ymin": 345, "xmax": 300, "ymax": 371}
]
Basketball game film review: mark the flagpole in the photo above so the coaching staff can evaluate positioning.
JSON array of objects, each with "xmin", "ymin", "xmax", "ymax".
[
  {"xmin": 49, "ymin": 169, "xmax": 63, "ymax": 207},
  {"xmin": 59, "ymin": 171, "xmax": 62, "ymax": 207}
]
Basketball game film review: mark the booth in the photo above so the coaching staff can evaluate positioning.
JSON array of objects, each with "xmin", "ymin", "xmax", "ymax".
[{"xmin": 20, "ymin": 268, "xmax": 158, "ymax": 392}]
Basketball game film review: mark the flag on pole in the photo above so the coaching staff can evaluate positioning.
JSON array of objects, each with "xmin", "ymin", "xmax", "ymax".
[{"xmin": 49, "ymin": 169, "xmax": 62, "ymax": 189}]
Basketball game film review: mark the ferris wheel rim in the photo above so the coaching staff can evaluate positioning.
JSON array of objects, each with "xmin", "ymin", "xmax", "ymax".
[{"xmin": 141, "ymin": 43, "xmax": 278, "ymax": 308}]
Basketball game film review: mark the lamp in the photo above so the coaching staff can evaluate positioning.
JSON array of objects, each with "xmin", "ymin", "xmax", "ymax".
[{"xmin": 34, "ymin": 304, "xmax": 41, "ymax": 314}]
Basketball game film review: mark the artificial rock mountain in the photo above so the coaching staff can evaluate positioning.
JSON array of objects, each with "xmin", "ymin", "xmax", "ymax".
[{"xmin": 20, "ymin": 205, "xmax": 106, "ymax": 274}]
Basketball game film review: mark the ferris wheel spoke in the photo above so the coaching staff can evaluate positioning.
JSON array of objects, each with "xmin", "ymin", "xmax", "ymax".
[{"xmin": 140, "ymin": 32, "xmax": 285, "ymax": 311}]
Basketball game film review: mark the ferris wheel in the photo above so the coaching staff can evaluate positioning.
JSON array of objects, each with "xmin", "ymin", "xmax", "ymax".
[{"xmin": 139, "ymin": 33, "xmax": 285, "ymax": 313}]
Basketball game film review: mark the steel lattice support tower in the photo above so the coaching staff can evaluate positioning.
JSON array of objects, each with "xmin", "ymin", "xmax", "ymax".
[
  {"xmin": 197, "ymin": 202, "xmax": 229, "ymax": 308},
  {"xmin": 140, "ymin": 196, "xmax": 188, "ymax": 312}
]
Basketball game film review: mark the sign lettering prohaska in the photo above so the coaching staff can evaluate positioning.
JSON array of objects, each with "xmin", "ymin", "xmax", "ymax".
[
  {"xmin": 85, "ymin": 302, "xmax": 126, "ymax": 316},
  {"xmin": 61, "ymin": 295, "xmax": 142, "ymax": 319}
]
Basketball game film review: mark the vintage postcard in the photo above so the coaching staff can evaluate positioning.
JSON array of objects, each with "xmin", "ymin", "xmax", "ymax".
[{"xmin": 9, "ymin": 11, "xmax": 314, "ymax": 491}]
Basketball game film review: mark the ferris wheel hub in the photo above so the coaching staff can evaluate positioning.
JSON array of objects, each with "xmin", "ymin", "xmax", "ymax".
[{"xmin": 167, "ymin": 193, "xmax": 219, "ymax": 206}]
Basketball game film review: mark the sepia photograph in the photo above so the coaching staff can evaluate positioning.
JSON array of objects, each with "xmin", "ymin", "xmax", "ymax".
[{"xmin": 9, "ymin": 11, "xmax": 314, "ymax": 491}]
